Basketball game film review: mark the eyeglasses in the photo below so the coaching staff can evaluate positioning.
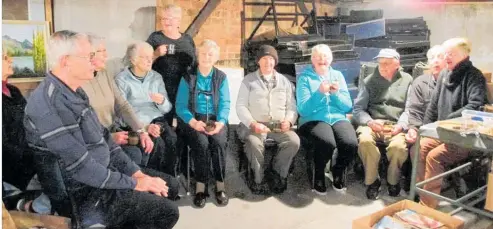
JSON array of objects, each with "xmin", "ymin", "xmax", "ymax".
[
  {"xmin": 159, "ymin": 17, "xmax": 179, "ymax": 21},
  {"xmin": 138, "ymin": 55, "xmax": 153, "ymax": 61},
  {"xmin": 96, "ymin": 49, "xmax": 107, "ymax": 53},
  {"xmin": 70, "ymin": 52, "xmax": 95, "ymax": 61}
]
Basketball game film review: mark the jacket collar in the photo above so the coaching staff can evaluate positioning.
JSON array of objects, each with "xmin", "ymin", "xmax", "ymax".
[
  {"xmin": 123, "ymin": 67, "xmax": 152, "ymax": 83},
  {"xmin": 444, "ymin": 57, "xmax": 472, "ymax": 88},
  {"xmin": 45, "ymin": 72, "xmax": 89, "ymax": 104},
  {"xmin": 373, "ymin": 67, "xmax": 403, "ymax": 83}
]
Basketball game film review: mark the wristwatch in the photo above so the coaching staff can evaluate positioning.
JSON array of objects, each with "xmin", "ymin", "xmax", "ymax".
[{"xmin": 136, "ymin": 129, "xmax": 147, "ymax": 135}]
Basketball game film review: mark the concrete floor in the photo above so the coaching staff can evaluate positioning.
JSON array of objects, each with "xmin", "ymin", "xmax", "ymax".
[
  {"xmin": 171, "ymin": 147, "xmax": 492, "ymax": 229},
  {"xmin": 170, "ymin": 67, "xmax": 493, "ymax": 229}
]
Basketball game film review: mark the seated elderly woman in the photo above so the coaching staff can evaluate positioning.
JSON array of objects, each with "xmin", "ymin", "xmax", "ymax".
[
  {"xmin": 176, "ymin": 39, "xmax": 230, "ymax": 208},
  {"xmin": 81, "ymin": 35, "xmax": 154, "ymax": 167},
  {"xmin": 2, "ymin": 52, "xmax": 35, "ymax": 192},
  {"xmin": 2, "ymin": 50, "xmax": 51, "ymax": 214},
  {"xmin": 115, "ymin": 41, "xmax": 178, "ymax": 176},
  {"xmin": 296, "ymin": 44, "xmax": 358, "ymax": 194}
]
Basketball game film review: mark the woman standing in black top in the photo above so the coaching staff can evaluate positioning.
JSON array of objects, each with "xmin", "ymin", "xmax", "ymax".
[
  {"xmin": 2, "ymin": 52, "xmax": 35, "ymax": 191},
  {"xmin": 147, "ymin": 4, "xmax": 196, "ymax": 125}
]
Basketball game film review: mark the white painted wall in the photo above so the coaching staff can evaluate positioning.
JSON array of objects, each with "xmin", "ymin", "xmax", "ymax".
[
  {"xmin": 341, "ymin": 1, "xmax": 493, "ymax": 72},
  {"xmin": 54, "ymin": 0, "xmax": 156, "ymax": 59}
]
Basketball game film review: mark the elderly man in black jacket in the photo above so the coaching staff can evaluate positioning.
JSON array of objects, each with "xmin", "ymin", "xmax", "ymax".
[{"xmin": 417, "ymin": 38, "xmax": 488, "ymax": 208}]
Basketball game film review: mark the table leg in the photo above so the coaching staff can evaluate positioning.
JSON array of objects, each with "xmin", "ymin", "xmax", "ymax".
[{"xmin": 409, "ymin": 134, "xmax": 421, "ymax": 200}]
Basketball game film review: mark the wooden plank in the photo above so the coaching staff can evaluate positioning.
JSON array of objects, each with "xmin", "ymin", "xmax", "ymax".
[
  {"xmin": 9, "ymin": 211, "xmax": 71, "ymax": 229},
  {"xmin": 2, "ymin": 203, "xmax": 17, "ymax": 229},
  {"xmin": 184, "ymin": 0, "xmax": 222, "ymax": 37},
  {"xmin": 44, "ymin": 0, "xmax": 53, "ymax": 33}
]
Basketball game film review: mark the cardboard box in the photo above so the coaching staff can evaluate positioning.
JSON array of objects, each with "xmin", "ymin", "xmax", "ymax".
[
  {"xmin": 352, "ymin": 200, "xmax": 464, "ymax": 229},
  {"xmin": 486, "ymin": 173, "xmax": 493, "ymax": 212}
]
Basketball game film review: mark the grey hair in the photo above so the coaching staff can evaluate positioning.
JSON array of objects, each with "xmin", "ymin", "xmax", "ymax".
[
  {"xmin": 196, "ymin": 39, "xmax": 220, "ymax": 57},
  {"xmin": 426, "ymin": 45, "xmax": 445, "ymax": 62},
  {"xmin": 47, "ymin": 30, "xmax": 88, "ymax": 70},
  {"xmin": 87, "ymin": 33, "xmax": 105, "ymax": 48},
  {"xmin": 162, "ymin": 4, "xmax": 182, "ymax": 16},
  {"xmin": 442, "ymin": 37, "xmax": 471, "ymax": 55},
  {"xmin": 122, "ymin": 41, "xmax": 153, "ymax": 67},
  {"xmin": 311, "ymin": 44, "xmax": 333, "ymax": 65}
]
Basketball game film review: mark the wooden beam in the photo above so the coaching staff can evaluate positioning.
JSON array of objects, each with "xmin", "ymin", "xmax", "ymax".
[
  {"xmin": 185, "ymin": 0, "xmax": 222, "ymax": 38},
  {"xmin": 44, "ymin": 0, "xmax": 54, "ymax": 33},
  {"xmin": 296, "ymin": 2, "xmax": 312, "ymax": 26}
]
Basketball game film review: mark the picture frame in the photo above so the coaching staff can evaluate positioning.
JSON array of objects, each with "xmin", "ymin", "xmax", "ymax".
[
  {"xmin": 2, "ymin": 20, "xmax": 49, "ymax": 79},
  {"xmin": 2, "ymin": 0, "xmax": 54, "ymax": 33}
]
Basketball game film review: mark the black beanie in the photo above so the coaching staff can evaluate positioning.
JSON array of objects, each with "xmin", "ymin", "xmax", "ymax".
[{"xmin": 256, "ymin": 45, "xmax": 278, "ymax": 64}]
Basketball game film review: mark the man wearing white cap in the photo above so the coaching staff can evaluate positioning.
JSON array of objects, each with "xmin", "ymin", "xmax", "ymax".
[{"xmin": 353, "ymin": 48, "xmax": 413, "ymax": 200}]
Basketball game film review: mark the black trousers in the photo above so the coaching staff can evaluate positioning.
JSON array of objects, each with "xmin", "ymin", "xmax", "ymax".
[
  {"xmin": 72, "ymin": 168, "xmax": 179, "ymax": 229},
  {"xmin": 145, "ymin": 120, "xmax": 178, "ymax": 176},
  {"xmin": 179, "ymin": 115, "xmax": 228, "ymax": 184},
  {"xmin": 2, "ymin": 147, "xmax": 36, "ymax": 190},
  {"xmin": 298, "ymin": 121, "xmax": 358, "ymax": 179},
  {"xmin": 121, "ymin": 145, "xmax": 148, "ymax": 166}
]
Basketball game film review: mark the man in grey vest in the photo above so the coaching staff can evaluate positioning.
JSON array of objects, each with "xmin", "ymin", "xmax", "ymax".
[
  {"xmin": 236, "ymin": 45, "xmax": 300, "ymax": 194},
  {"xmin": 353, "ymin": 49, "xmax": 413, "ymax": 200}
]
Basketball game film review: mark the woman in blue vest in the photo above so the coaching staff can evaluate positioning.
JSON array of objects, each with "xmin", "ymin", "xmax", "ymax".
[
  {"xmin": 176, "ymin": 40, "xmax": 230, "ymax": 208},
  {"xmin": 296, "ymin": 44, "xmax": 358, "ymax": 195}
]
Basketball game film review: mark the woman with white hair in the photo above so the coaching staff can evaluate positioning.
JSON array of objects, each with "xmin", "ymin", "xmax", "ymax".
[
  {"xmin": 147, "ymin": 4, "xmax": 196, "ymax": 125},
  {"xmin": 176, "ymin": 39, "xmax": 230, "ymax": 208},
  {"xmin": 115, "ymin": 41, "xmax": 179, "ymax": 176},
  {"xmin": 296, "ymin": 44, "xmax": 357, "ymax": 194},
  {"xmin": 81, "ymin": 35, "xmax": 154, "ymax": 167}
]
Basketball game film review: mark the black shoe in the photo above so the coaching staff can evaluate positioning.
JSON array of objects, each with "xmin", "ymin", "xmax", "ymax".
[
  {"xmin": 313, "ymin": 178, "xmax": 327, "ymax": 195},
  {"xmin": 331, "ymin": 170, "xmax": 347, "ymax": 192},
  {"xmin": 215, "ymin": 191, "xmax": 229, "ymax": 206},
  {"xmin": 248, "ymin": 177, "xmax": 270, "ymax": 195},
  {"xmin": 388, "ymin": 184, "xmax": 401, "ymax": 197},
  {"xmin": 366, "ymin": 179, "xmax": 381, "ymax": 200},
  {"xmin": 193, "ymin": 192, "xmax": 207, "ymax": 208},
  {"xmin": 271, "ymin": 177, "xmax": 287, "ymax": 194}
]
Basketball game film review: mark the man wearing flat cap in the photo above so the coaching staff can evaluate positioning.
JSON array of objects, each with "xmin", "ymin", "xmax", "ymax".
[
  {"xmin": 353, "ymin": 49, "xmax": 413, "ymax": 200},
  {"xmin": 236, "ymin": 45, "xmax": 300, "ymax": 194}
]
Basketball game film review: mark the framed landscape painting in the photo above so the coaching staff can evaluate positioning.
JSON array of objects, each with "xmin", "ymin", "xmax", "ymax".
[{"xmin": 2, "ymin": 20, "xmax": 49, "ymax": 78}]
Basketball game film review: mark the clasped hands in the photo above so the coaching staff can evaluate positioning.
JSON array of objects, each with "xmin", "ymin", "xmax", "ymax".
[
  {"xmin": 189, "ymin": 119, "xmax": 224, "ymax": 135},
  {"xmin": 250, "ymin": 120, "xmax": 291, "ymax": 134},
  {"xmin": 319, "ymin": 81, "xmax": 339, "ymax": 94},
  {"xmin": 367, "ymin": 119, "xmax": 403, "ymax": 136}
]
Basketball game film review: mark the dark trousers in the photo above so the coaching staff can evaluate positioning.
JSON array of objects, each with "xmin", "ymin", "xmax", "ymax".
[
  {"xmin": 145, "ymin": 120, "xmax": 178, "ymax": 176},
  {"xmin": 179, "ymin": 116, "xmax": 228, "ymax": 184},
  {"xmin": 298, "ymin": 121, "xmax": 358, "ymax": 179},
  {"xmin": 2, "ymin": 148, "xmax": 36, "ymax": 190},
  {"xmin": 121, "ymin": 145, "xmax": 148, "ymax": 167},
  {"xmin": 72, "ymin": 168, "xmax": 179, "ymax": 229}
]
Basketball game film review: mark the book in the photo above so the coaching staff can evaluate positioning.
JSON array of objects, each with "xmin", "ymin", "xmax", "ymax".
[{"xmin": 394, "ymin": 209, "xmax": 444, "ymax": 229}]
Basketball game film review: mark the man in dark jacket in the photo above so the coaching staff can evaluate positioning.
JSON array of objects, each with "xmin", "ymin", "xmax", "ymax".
[
  {"xmin": 24, "ymin": 30, "xmax": 179, "ymax": 229},
  {"xmin": 405, "ymin": 45, "xmax": 446, "ymax": 144},
  {"xmin": 418, "ymin": 38, "xmax": 488, "ymax": 208}
]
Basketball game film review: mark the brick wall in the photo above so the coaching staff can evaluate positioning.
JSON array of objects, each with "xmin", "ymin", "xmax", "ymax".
[{"xmin": 157, "ymin": 0, "xmax": 336, "ymax": 66}]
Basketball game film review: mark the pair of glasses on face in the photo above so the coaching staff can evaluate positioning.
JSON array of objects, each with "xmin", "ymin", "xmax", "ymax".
[{"xmin": 70, "ymin": 52, "xmax": 96, "ymax": 61}]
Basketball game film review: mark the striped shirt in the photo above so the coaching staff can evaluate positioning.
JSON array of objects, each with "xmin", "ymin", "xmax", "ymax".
[{"xmin": 23, "ymin": 72, "xmax": 139, "ymax": 190}]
